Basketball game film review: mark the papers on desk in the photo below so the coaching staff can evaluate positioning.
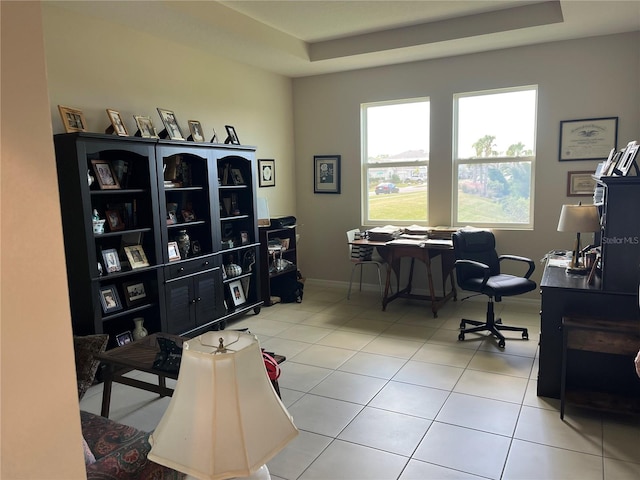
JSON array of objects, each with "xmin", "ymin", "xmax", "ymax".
[
  {"xmin": 368, "ymin": 225, "xmax": 403, "ymax": 242},
  {"xmin": 386, "ymin": 238, "xmax": 453, "ymax": 248}
]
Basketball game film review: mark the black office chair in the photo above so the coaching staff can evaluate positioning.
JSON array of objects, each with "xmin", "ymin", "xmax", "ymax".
[{"xmin": 452, "ymin": 230, "xmax": 536, "ymax": 348}]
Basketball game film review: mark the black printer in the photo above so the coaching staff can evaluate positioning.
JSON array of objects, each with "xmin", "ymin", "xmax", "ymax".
[{"xmin": 269, "ymin": 216, "xmax": 296, "ymax": 228}]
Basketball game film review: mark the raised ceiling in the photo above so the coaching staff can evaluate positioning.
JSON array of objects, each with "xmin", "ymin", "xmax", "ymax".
[{"xmin": 51, "ymin": 1, "xmax": 640, "ymax": 77}]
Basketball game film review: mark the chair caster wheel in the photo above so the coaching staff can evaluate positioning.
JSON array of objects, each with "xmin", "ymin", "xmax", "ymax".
[
  {"xmin": 498, "ymin": 339, "xmax": 505, "ymax": 348},
  {"xmin": 458, "ymin": 333, "xmax": 465, "ymax": 341},
  {"xmin": 522, "ymin": 331, "xmax": 529, "ymax": 340}
]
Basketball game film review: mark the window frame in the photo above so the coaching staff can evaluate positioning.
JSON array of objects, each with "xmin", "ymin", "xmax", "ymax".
[
  {"xmin": 452, "ymin": 85, "xmax": 537, "ymax": 230},
  {"xmin": 361, "ymin": 97, "xmax": 430, "ymax": 226}
]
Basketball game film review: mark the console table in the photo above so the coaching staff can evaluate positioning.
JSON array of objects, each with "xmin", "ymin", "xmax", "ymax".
[{"xmin": 539, "ymin": 261, "xmax": 640, "ymax": 404}]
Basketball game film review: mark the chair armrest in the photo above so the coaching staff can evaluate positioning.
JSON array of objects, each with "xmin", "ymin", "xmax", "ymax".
[
  {"xmin": 498, "ymin": 255, "xmax": 535, "ymax": 279},
  {"xmin": 455, "ymin": 259, "xmax": 491, "ymax": 289}
]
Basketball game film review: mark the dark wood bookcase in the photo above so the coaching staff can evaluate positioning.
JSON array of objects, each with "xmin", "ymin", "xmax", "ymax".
[
  {"xmin": 54, "ymin": 133, "xmax": 262, "ymax": 345},
  {"xmin": 259, "ymin": 226, "xmax": 298, "ymax": 306}
]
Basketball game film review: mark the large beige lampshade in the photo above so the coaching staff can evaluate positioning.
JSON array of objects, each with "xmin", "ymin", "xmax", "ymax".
[
  {"xmin": 148, "ymin": 331, "xmax": 298, "ymax": 480},
  {"xmin": 557, "ymin": 204, "xmax": 600, "ymax": 233}
]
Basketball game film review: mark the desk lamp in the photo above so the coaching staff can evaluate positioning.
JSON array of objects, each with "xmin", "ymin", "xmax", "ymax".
[
  {"xmin": 557, "ymin": 204, "xmax": 600, "ymax": 273},
  {"xmin": 148, "ymin": 331, "xmax": 298, "ymax": 480}
]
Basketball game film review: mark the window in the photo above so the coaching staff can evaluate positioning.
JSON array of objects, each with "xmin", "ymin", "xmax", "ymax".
[
  {"xmin": 453, "ymin": 86, "xmax": 537, "ymax": 228},
  {"xmin": 361, "ymin": 99, "xmax": 430, "ymax": 225}
]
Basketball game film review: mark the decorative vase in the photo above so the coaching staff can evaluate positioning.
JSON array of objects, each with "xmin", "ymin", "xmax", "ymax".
[
  {"xmin": 176, "ymin": 230, "xmax": 191, "ymax": 259},
  {"xmin": 132, "ymin": 317, "xmax": 148, "ymax": 340},
  {"xmin": 225, "ymin": 263, "xmax": 242, "ymax": 278}
]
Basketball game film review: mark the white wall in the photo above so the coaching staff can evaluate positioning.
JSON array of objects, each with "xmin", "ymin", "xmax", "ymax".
[
  {"xmin": 41, "ymin": 3, "xmax": 297, "ymax": 220},
  {"xmin": 293, "ymin": 32, "xmax": 640, "ymax": 297},
  {"xmin": 1, "ymin": 2, "xmax": 87, "ymax": 478}
]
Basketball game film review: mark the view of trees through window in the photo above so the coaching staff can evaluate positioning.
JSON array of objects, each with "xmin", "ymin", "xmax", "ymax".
[
  {"xmin": 362, "ymin": 99, "xmax": 430, "ymax": 224},
  {"xmin": 454, "ymin": 87, "xmax": 537, "ymax": 227}
]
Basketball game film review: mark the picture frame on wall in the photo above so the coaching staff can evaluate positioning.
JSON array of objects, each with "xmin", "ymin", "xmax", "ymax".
[
  {"xmin": 124, "ymin": 245, "xmax": 150, "ymax": 269},
  {"xmin": 157, "ymin": 108, "xmax": 184, "ymax": 140},
  {"xmin": 99, "ymin": 284, "xmax": 123, "ymax": 314},
  {"xmin": 229, "ymin": 279, "xmax": 246, "ymax": 307},
  {"xmin": 567, "ymin": 171, "xmax": 596, "ymax": 196},
  {"xmin": 91, "ymin": 160, "xmax": 121, "ymax": 190},
  {"xmin": 58, "ymin": 105, "xmax": 87, "ymax": 133},
  {"xmin": 559, "ymin": 117, "xmax": 618, "ymax": 161},
  {"xmin": 187, "ymin": 120, "xmax": 205, "ymax": 142},
  {"xmin": 122, "ymin": 281, "xmax": 147, "ymax": 307},
  {"xmin": 106, "ymin": 108, "xmax": 129, "ymax": 136},
  {"xmin": 258, "ymin": 159, "xmax": 275, "ymax": 187},
  {"xmin": 224, "ymin": 125, "xmax": 240, "ymax": 145},
  {"xmin": 133, "ymin": 115, "xmax": 159, "ymax": 138},
  {"xmin": 314, "ymin": 155, "xmax": 341, "ymax": 194}
]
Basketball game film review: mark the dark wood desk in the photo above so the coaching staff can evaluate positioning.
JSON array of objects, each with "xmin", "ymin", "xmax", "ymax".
[
  {"xmin": 538, "ymin": 261, "xmax": 640, "ymax": 401},
  {"xmin": 96, "ymin": 333, "xmax": 285, "ymax": 417},
  {"xmin": 351, "ymin": 239, "xmax": 457, "ymax": 317}
]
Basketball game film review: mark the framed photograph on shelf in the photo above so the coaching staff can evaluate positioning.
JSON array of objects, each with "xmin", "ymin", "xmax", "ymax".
[
  {"xmin": 124, "ymin": 245, "xmax": 150, "ymax": 269},
  {"xmin": 105, "ymin": 209, "xmax": 125, "ymax": 231},
  {"xmin": 182, "ymin": 209, "xmax": 196, "ymax": 222},
  {"xmin": 106, "ymin": 108, "xmax": 129, "ymax": 136},
  {"xmin": 122, "ymin": 281, "xmax": 147, "ymax": 307},
  {"xmin": 314, "ymin": 155, "xmax": 341, "ymax": 194},
  {"xmin": 133, "ymin": 115, "xmax": 159, "ymax": 138},
  {"xmin": 101, "ymin": 248, "xmax": 121, "ymax": 273},
  {"xmin": 58, "ymin": 105, "xmax": 87, "ymax": 133},
  {"xmin": 224, "ymin": 125, "xmax": 240, "ymax": 145},
  {"xmin": 210, "ymin": 128, "xmax": 218, "ymax": 143},
  {"xmin": 258, "ymin": 159, "xmax": 275, "ymax": 187},
  {"xmin": 612, "ymin": 141, "xmax": 639, "ymax": 176},
  {"xmin": 229, "ymin": 280, "xmax": 246, "ymax": 307},
  {"xmin": 559, "ymin": 117, "xmax": 618, "ymax": 161},
  {"xmin": 168, "ymin": 241, "xmax": 181, "ymax": 262},
  {"xmin": 115, "ymin": 331, "xmax": 134, "ymax": 346},
  {"xmin": 231, "ymin": 168, "xmax": 245, "ymax": 185},
  {"xmin": 91, "ymin": 160, "xmax": 120, "ymax": 190},
  {"xmin": 157, "ymin": 108, "xmax": 184, "ymax": 140},
  {"xmin": 188, "ymin": 120, "xmax": 205, "ymax": 142},
  {"xmin": 240, "ymin": 231, "xmax": 249, "ymax": 244},
  {"xmin": 567, "ymin": 171, "xmax": 596, "ymax": 196},
  {"xmin": 99, "ymin": 284, "xmax": 123, "ymax": 314}
]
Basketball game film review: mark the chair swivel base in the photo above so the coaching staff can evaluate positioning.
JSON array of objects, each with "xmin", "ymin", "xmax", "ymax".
[{"xmin": 457, "ymin": 302, "xmax": 528, "ymax": 348}]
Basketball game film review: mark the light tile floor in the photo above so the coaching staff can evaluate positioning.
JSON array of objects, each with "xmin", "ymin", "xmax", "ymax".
[{"xmin": 80, "ymin": 282, "xmax": 640, "ymax": 480}]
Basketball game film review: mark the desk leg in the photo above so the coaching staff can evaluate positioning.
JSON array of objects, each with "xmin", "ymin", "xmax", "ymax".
[
  {"xmin": 158, "ymin": 375, "xmax": 167, "ymax": 398},
  {"xmin": 101, "ymin": 365, "xmax": 114, "ymax": 418},
  {"xmin": 382, "ymin": 261, "xmax": 393, "ymax": 311},
  {"xmin": 424, "ymin": 255, "xmax": 439, "ymax": 317}
]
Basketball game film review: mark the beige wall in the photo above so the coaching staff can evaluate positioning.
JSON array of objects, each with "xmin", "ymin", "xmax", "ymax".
[
  {"xmin": 292, "ymin": 32, "xmax": 640, "ymax": 297},
  {"xmin": 41, "ymin": 2, "xmax": 296, "ymax": 221},
  {"xmin": 1, "ymin": 2, "xmax": 87, "ymax": 478}
]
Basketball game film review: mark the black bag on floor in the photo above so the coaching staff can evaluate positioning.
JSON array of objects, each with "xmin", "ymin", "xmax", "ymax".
[{"xmin": 271, "ymin": 274, "xmax": 304, "ymax": 303}]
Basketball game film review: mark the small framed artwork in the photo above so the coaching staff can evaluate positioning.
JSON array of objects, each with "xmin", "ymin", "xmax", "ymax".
[
  {"xmin": 58, "ymin": 105, "xmax": 87, "ymax": 133},
  {"xmin": 101, "ymin": 248, "xmax": 121, "ymax": 273},
  {"xmin": 612, "ymin": 141, "xmax": 639, "ymax": 176},
  {"xmin": 231, "ymin": 168, "xmax": 245, "ymax": 185},
  {"xmin": 224, "ymin": 125, "xmax": 240, "ymax": 145},
  {"xmin": 188, "ymin": 120, "xmax": 205, "ymax": 142},
  {"xmin": 229, "ymin": 280, "xmax": 246, "ymax": 307},
  {"xmin": 168, "ymin": 241, "xmax": 181, "ymax": 262},
  {"xmin": 115, "ymin": 331, "xmax": 134, "ymax": 346},
  {"xmin": 182, "ymin": 209, "xmax": 196, "ymax": 222},
  {"xmin": 99, "ymin": 284, "xmax": 123, "ymax": 314},
  {"xmin": 567, "ymin": 171, "xmax": 596, "ymax": 196},
  {"xmin": 314, "ymin": 155, "xmax": 341, "ymax": 194},
  {"xmin": 240, "ymin": 231, "xmax": 250, "ymax": 244},
  {"xmin": 124, "ymin": 245, "xmax": 150, "ymax": 269},
  {"xmin": 133, "ymin": 115, "xmax": 159, "ymax": 138},
  {"xmin": 191, "ymin": 240, "xmax": 202, "ymax": 255},
  {"xmin": 210, "ymin": 128, "xmax": 219, "ymax": 143},
  {"xmin": 559, "ymin": 117, "xmax": 618, "ymax": 161},
  {"xmin": 91, "ymin": 160, "xmax": 121, "ymax": 190},
  {"xmin": 157, "ymin": 108, "xmax": 184, "ymax": 140},
  {"xmin": 122, "ymin": 281, "xmax": 147, "ymax": 307},
  {"xmin": 105, "ymin": 209, "xmax": 125, "ymax": 231},
  {"xmin": 106, "ymin": 108, "xmax": 129, "ymax": 136},
  {"xmin": 166, "ymin": 202, "xmax": 178, "ymax": 225},
  {"xmin": 258, "ymin": 159, "xmax": 275, "ymax": 187}
]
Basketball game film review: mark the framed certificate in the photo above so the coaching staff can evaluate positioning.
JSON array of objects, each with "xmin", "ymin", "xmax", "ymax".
[{"xmin": 559, "ymin": 117, "xmax": 618, "ymax": 161}]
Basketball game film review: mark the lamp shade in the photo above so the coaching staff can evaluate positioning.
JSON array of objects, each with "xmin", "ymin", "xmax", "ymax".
[
  {"xmin": 557, "ymin": 204, "xmax": 600, "ymax": 233},
  {"xmin": 148, "ymin": 331, "xmax": 298, "ymax": 480}
]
